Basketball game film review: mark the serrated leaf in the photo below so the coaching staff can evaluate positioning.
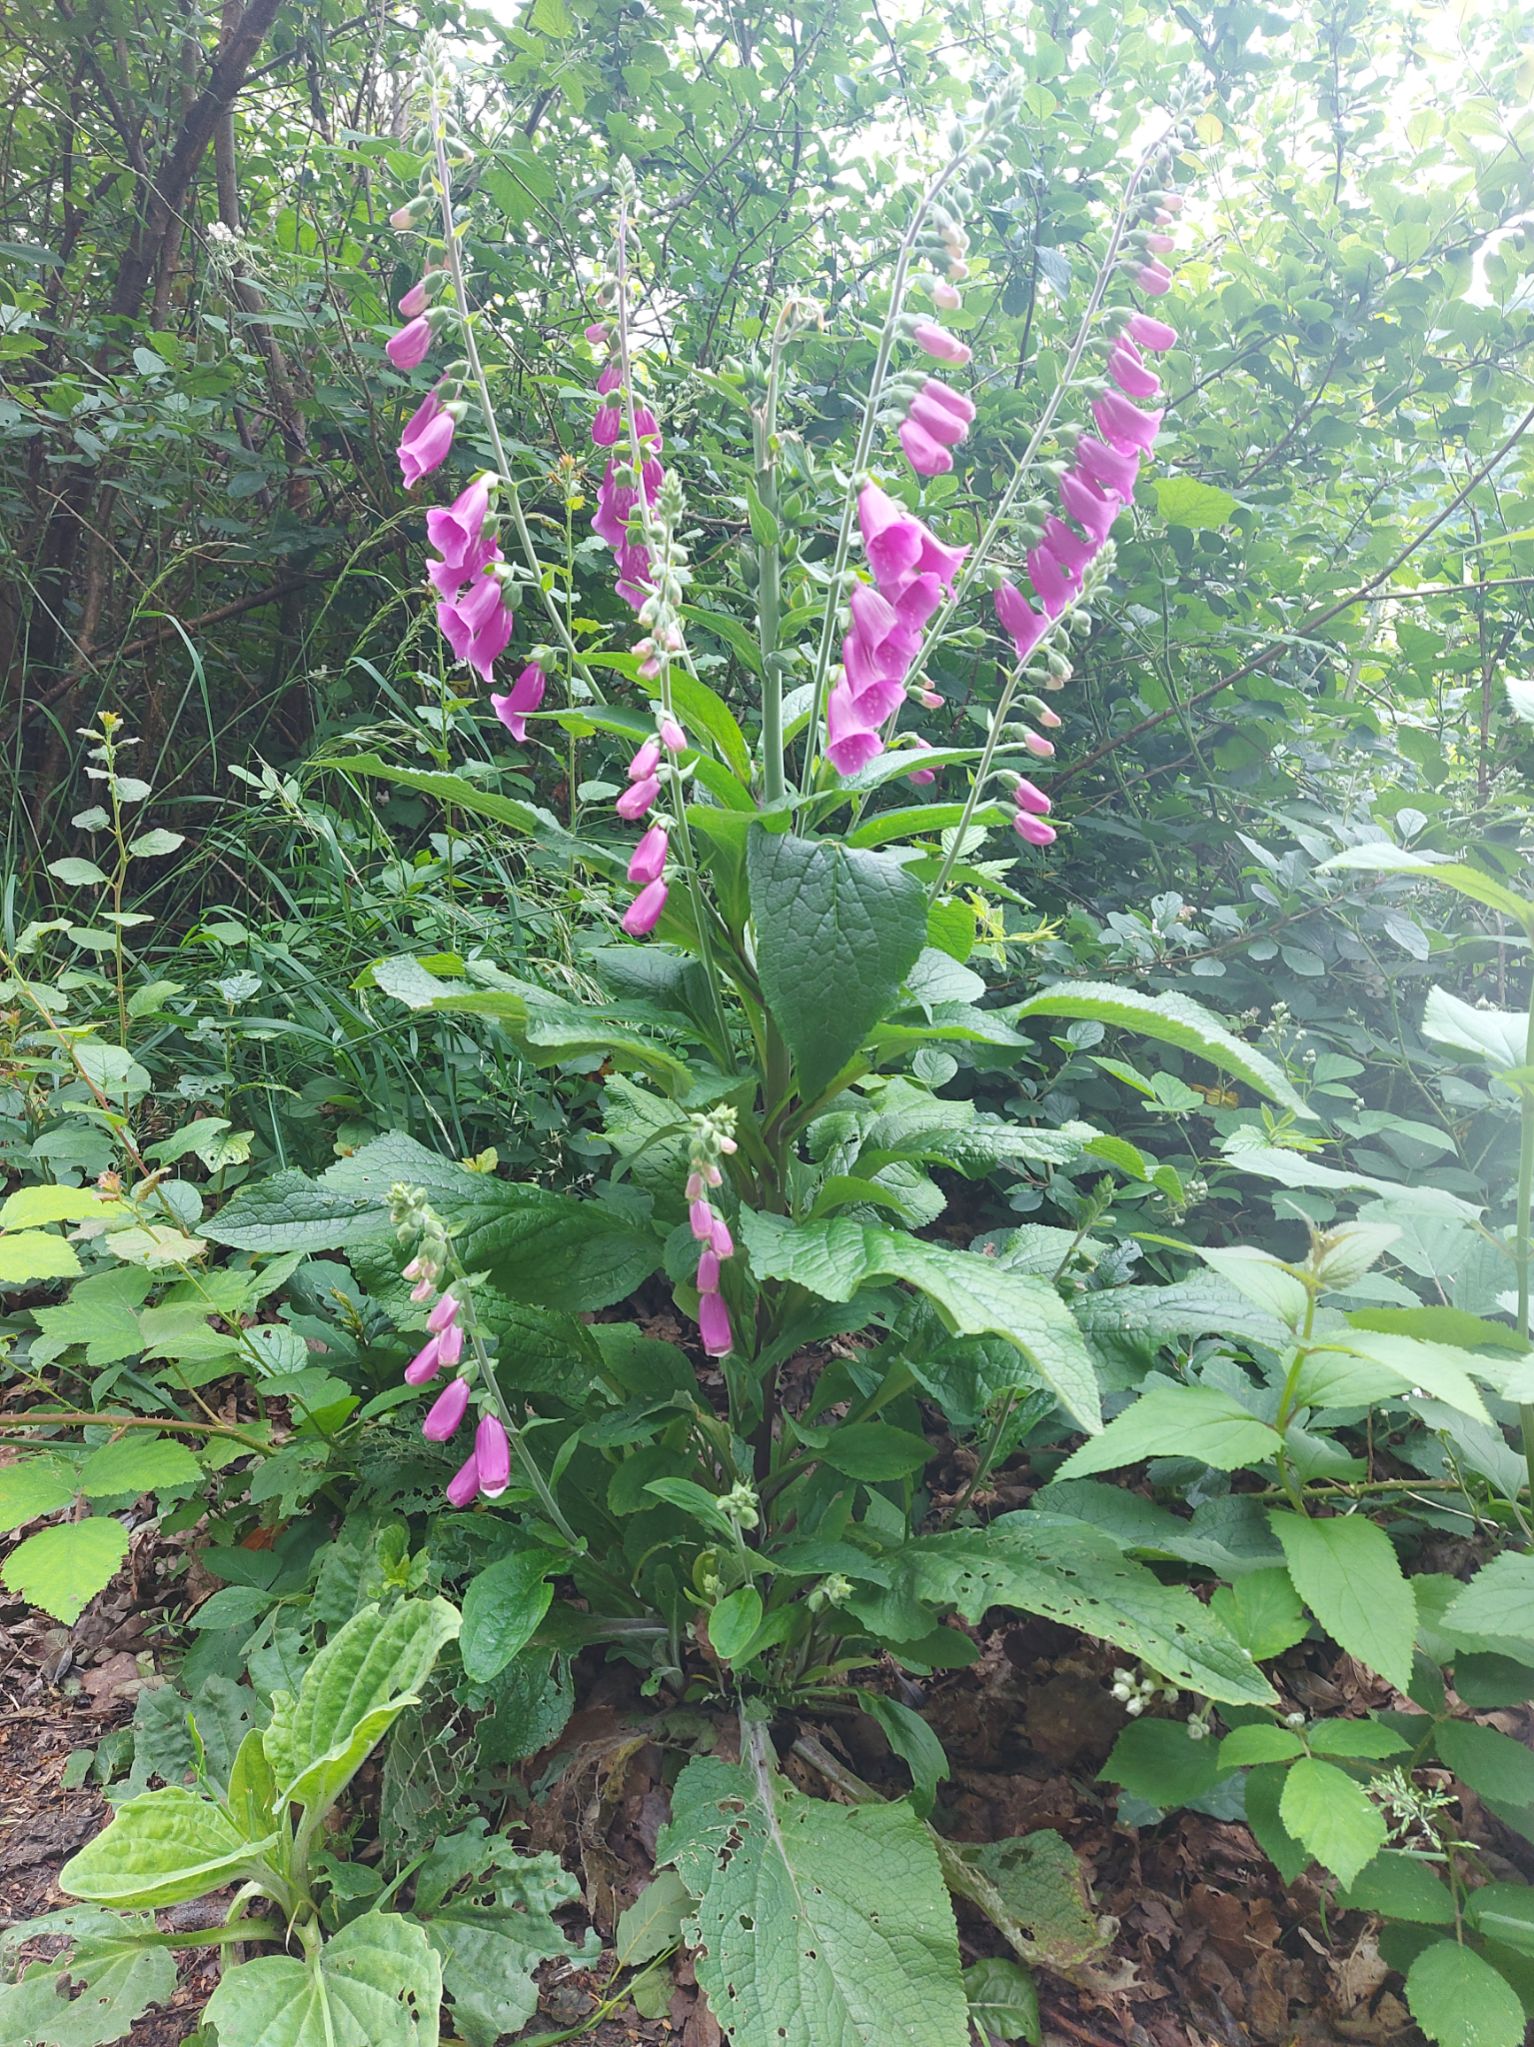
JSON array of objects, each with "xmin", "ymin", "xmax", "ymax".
[
  {"xmin": 902, "ymin": 1512, "xmax": 1276, "ymax": 1705},
  {"xmin": 747, "ymin": 826, "xmax": 928, "ymax": 1099},
  {"xmin": 0, "ymin": 1231, "xmax": 82, "ymax": 1283},
  {"xmin": 1102, "ymin": 1717, "xmax": 1224, "ymax": 1806},
  {"xmin": 1338, "ymin": 1851, "xmax": 1456, "ymax": 1925},
  {"xmin": 1444, "ymin": 1554, "xmax": 1534, "ymax": 1644},
  {"xmin": 1152, "ymin": 476, "xmax": 1239, "ymax": 529},
  {"xmin": 740, "ymin": 1211, "xmax": 1100, "ymax": 1430},
  {"xmin": 1322, "ymin": 845, "xmax": 1533, "ymax": 929},
  {"xmin": 659, "ymin": 1750, "xmax": 970, "ymax": 2047},
  {"xmin": 1271, "ymin": 1511, "xmax": 1415, "ymax": 1692},
  {"xmin": 204, "ymin": 1911, "xmax": 443, "ymax": 2047},
  {"xmin": 950, "ymin": 1831, "xmax": 1105, "ymax": 1971},
  {"xmin": 1422, "ymin": 988, "xmax": 1526, "ymax": 1073},
  {"xmin": 1280, "ymin": 1758, "xmax": 1386, "ymax": 1886},
  {"xmin": 1208, "ymin": 1568, "xmax": 1309, "ymax": 1660},
  {"xmin": 1016, "ymin": 983, "xmax": 1314, "ymax": 1118},
  {"xmin": 1309, "ymin": 1720, "xmax": 1408, "ymax": 1761},
  {"xmin": 78, "ymin": 1435, "xmax": 201, "ymax": 1499},
  {"xmin": 263, "ymin": 1596, "xmax": 460, "ymax": 1813},
  {"xmin": 1054, "ymin": 1384, "xmax": 1281, "ymax": 1480},
  {"xmin": 60, "ymin": 1786, "xmax": 275, "ymax": 1907},
  {"xmin": 1435, "ymin": 1720, "xmax": 1534, "ymax": 1809},
  {"xmin": 3, "ymin": 1518, "xmax": 128, "ymax": 1624},
  {"xmin": 1406, "ymin": 1938, "xmax": 1526, "ymax": 2047},
  {"xmin": 1218, "ymin": 1724, "xmax": 1305, "ymax": 1769},
  {"xmin": 0, "ymin": 1186, "xmax": 123, "ymax": 1229},
  {"xmin": 0, "ymin": 1457, "xmax": 78, "ymax": 1533},
  {"xmin": 419, "ymin": 1847, "xmax": 591, "ymax": 2047}
]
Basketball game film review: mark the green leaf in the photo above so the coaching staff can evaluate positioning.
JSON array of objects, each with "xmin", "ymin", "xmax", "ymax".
[
  {"xmin": 78, "ymin": 1434, "xmax": 201, "ymax": 1499},
  {"xmin": 203, "ymin": 1911, "xmax": 443, "ymax": 2047},
  {"xmin": 1279, "ymin": 1758, "xmax": 1387, "ymax": 1886},
  {"xmin": 615, "ymin": 1869, "xmax": 693, "ymax": 1970},
  {"xmin": 460, "ymin": 1551, "xmax": 558, "ymax": 1684},
  {"xmin": 3, "ymin": 1518, "xmax": 129, "ymax": 1624},
  {"xmin": 1444, "ymin": 1555, "xmax": 1534, "ymax": 1644},
  {"xmin": 1338, "ymin": 1851, "xmax": 1456, "ymax": 1925},
  {"xmin": 60, "ymin": 1786, "xmax": 275, "ymax": 1907},
  {"xmin": 964, "ymin": 1957, "xmax": 1041, "ymax": 2044},
  {"xmin": 0, "ymin": 1912, "xmax": 178, "ymax": 2047},
  {"xmin": 127, "ymin": 829, "xmax": 185, "ymax": 858},
  {"xmin": 1303, "ymin": 1331, "xmax": 1492, "ymax": 1425},
  {"xmin": 817, "ymin": 1421, "xmax": 934, "ymax": 1480},
  {"xmin": 1469, "ymin": 1883, "xmax": 1534, "ymax": 1956},
  {"xmin": 1152, "ymin": 475, "xmax": 1239, "ymax": 529},
  {"xmin": 1197, "ymin": 1246, "xmax": 1309, "ymax": 1327},
  {"xmin": 1321, "ymin": 845, "xmax": 1534, "ymax": 930},
  {"xmin": 857, "ymin": 1693, "xmax": 949, "ymax": 1817},
  {"xmin": 1217, "ymin": 1724, "xmax": 1305, "ymax": 1769},
  {"xmin": 1244, "ymin": 1765, "xmax": 1309, "ymax": 1884},
  {"xmin": 740, "ymin": 1211, "xmax": 1101, "ymax": 1431},
  {"xmin": 1102, "ymin": 1718, "xmax": 1224, "ymax": 1807},
  {"xmin": 47, "ymin": 856, "xmax": 109, "ymax": 887},
  {"xmin": 1208, "ymin": 1568, "xmax": 1309, "ymax": 1661},
  {"xmin": 902, "ymin": 1513, "xmax": 1276, "ymax": 1706},
  {"xmin": 0, "ymin": 1185, "xmax": 123, "ymax": 1229},
  {"xmin": 0, "ymin": 1231, "xmax": 82, "ymax": 1284},
  {"xmin": 1309, "ymin": 1720, "xmax": 1409, "ymax": 1761},
  {"xmin": 1406, "ymin": 1938, "xmax": 1527, "ymax": 2047},
  {"xmin": 1054, "ymin": 1385, "xmax": 1281, "ymax": 1480},
  {"xmin": 1270, "ymin": 1512, "xmax": 1415, "ymax": 1692},
  {"xmin": 709, "ymin": 1585, "xmax": 764, "ymax": 1662},
  {"xmin": 263, "ymin": 1596, "xmax": 460, "ymax": 1813},
  {"xmin": 418, "ymin": 1846, "xmax": 592, "ymax": 2047},
  {"xmin": 659, "ymin": 1750, "xmax": 970, "ymax": 2047},
  {"xmin": 1016, "ymin": 982, "xmax": 1314, "ymax": 1118},
  {"xmin": 1435, "ymin": 1720, "xmax": 1534, "ymax": 1809},
  {"xmin": 746, "ymin": 826, "xmax": 927, "ymax": 1098},
  {"xmin": 1421, "ymin": 987, "xmax": 1526, "ymax": 1073},
  {"xmin": 0, "ymin": 1456, "xmax": 78, "ymax": 1533},
  {"xmin": 949, "ymin": 1832, "xmax": 1105, "ymax": 1971}
]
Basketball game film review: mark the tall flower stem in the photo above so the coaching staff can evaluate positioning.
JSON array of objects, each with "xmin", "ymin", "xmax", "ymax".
[
  {"xmin": 1515, "ymin": 962, "xmax": 1534, "ymax": 1508},
  {"xmin": 430, "ymin": 120, "xmax": 604, "ymax": 702},
  {"xmin": 756, "ymin": 326, "xmax": 789, "ymax": 804}
]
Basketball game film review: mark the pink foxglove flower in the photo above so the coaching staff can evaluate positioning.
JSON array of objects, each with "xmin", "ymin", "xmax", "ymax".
[
  {"xmin": 446, "ymin": 1450, "xmax": 480, "ymax": 1507},
  {"xmin": 1059, "ymin": 467, "xmax": 1121, "ymax": 544},
  {"xmin": 858, "ymin": 484, "xmax": 967, "ymax": 595},
  {"xmin": 1108, "ymin": 344, "xmax": 1161, "ymax": 401},
  {"xmin": 585, "ymin": 321, "xmax": 608, "ymax": 343},
  {"xmin": 905, "ymin": 738, "xmax": 937, "ymax": 785},
  {"xmin": 898, "ymin": 418, "xmax": 954, "ymax": 476},
  {"xmin": 1091, "ymin": 390, "xmax": 1163, "ymax": 455},
  {"xmin": 1137, "ymin": 260, "xmax": 1173, "ymax": 297},
  {"xmin": 592, "ymin": 402, "xmax": 623, "ymax": 447},
  {"xmin": 398, "ymin": 279, "xmax": 429, "ymax": 318},
  {"xmin": 389, "ymin": 203, "xmax": 417, "ymax": 232},
  {"xmin": 423, "ymin": 1377, "xmax": 471, "ymax": 1442},
  {"xmin": 1014, "ymin": 814, "xmax": 1057, "ymax": 847},
  {"xmin": 1014, "ymin": 776, "xmax": 1052, "ymax": 817},
  {"xmin": 622, "ymin": 879, "xmax": 668, "ymax": 936},
  {"xmin": 697, "ymin": 1248, "xmax": 721, "ymax": 1293},
  {"xmin": 436, "ymin": 1321, "xmax": 464, "ymax": 1369},
  {"xmin": 616, "ymin": 776, "xmax": 658, "ymax": 822},
  {"xmin": 909, "ymin": 382, "xmax": 973, "ymax": 442},
  {"xmin": 405, "ymin": 1336, "xmax": 443, "ymax": 1386},
  {"xmin": 1024, "ymin": 729, "xmax": 1056, "ymax": 758},
  {"xmin": 689, "ymin": 1199, "xmax": 715, "ymax": 1241},
  {"xmin": 659, "ymin": 716, "xmax": 687, "ymax": 752},
  {"xmin": 1075, "ymin": 434, "xmax": 1140, "ymax": 501},
  {"xmin": 825, "ymin": 684, "xmax": 887, "ymax": 777},
  {"xmin": 427, "ymin": 478, "xmax": 493, "ymax": 584},
  {"xmin": 1145, "ymin": 231, "xmax": 1175, "ymax": 255},
  {"xmin": 1026, "ymin": 543, "xmax": 1075, "ymax": 618},
  {"xmin": 911, "ymin": 318, "xmax": 972, "ymax": 366},
  {"xmin": 628, "ymin": 825, "xmax": 668, "ymax": 886},
  {"xmin": 386, "ymin": 315, "xmax": 432, "ymax": 371},
  {"xmin": 475, "ymin": 1414, "xmax": 510, "ymax": 1499},
  {"xmin": 439, "ymin": 572, "xmax": 513, "ymax": 681},
  {"xmin": 698, "ymin": 1289, "xmax": 733, "ymax": 1357},
  {"xmin": 427, "ymin": 1292, "xmax": 459, "ymax": 1334},
  {"xmin": 1039, "ymin": 514, "xmax": 1096, "ymax": 584},
  {"xmin": 709, "ymin": 1215, "xmax": 734, "ymax": 1259},
  {"xmin": 399, "ymin": 396, "xmax": 457, "ymax": 487},
  {"xmin": 933, "ymin": 279, "xmax": 961, "ymax": 309},
  {"xmin": 490, "ymin": 663, "xmax": 546, "ymax": 743},
  {"xmin": 596, "ymin": 360, "xmax": 623, "ymax": 396},
  {"xmin": 994, "ymin": 582, "xmax": 1048, "ymax": 663},
  {"xmin": 1127, "ymin": 312, "xmax": 1177, "ymax": 352},
  {"xmin": 628, "ymin": 738, "xmax": 661, "ymax": 781}
]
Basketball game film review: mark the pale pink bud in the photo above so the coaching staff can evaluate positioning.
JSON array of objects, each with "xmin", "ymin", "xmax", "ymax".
[
  {"xmin": 398, "ymin": 279, "xmax": 429, "ymax": 318},
  {"xmin": 622, "ymin": 878, "xmax": 668, "ymax": 936},
  {"xmin": 710, "ymin": 1216, "xmax": 734, "ymax": 1260},
  {"xmin": 627, "ymin": 825, "xmax": 668, "ymax": 886},
  {"xmin": 446, "ymin": 1450, "xmax": 480, "ymax": 1507},
  {"xmin": 689, "ymin": 1199, "xmax": 715, "ymax": 1241},
  {"xmin": 1126, "ymin": 312, "xmax": 1177, "ymax": 352},
  {"xmin": 427, "ymin": 1292, "xmax": 459, "ymax": 1333},
  {"xmin": 404, "ymin": 1336, "xmax": 443, "ymax": 1386},
  {"xmin": 403, "ymin": 1255, "xmax": 427, "ymax": 1281},
  {"xmin": 1024, "ymin": 730, "xmax": 1056, "ymax": 758},
  {"xmin": 437, "ymin": 1321, "xmax": 464, "ymax": 1369},
  {"xmin": 628, "ymin": 738, "xmax": 662, "ymax": 781},
  {"xmin": 1137, "ymin": 260, "xmax": 1174, "ymax": 297},
  {"xmin": 1035, "ymin": 703, "xmax": 1063, "ymax": 728},
  {"xmin": 698, "ymin": 1290, "xmax": 733, "ymax": 1357},
  {"xmin": 1014, "ymin": 814, "xmax": 1057, "ymax": 847},
  {"xmin": 933, "ymin": 280, "xmax": 961, "ymax": 309},
  {"xmin": 659, "ymin": 717, "xmax": 686, "ymax": 752},
  {"xmin": 386, "ymin": 315, "xmax": 433, "ymax": 371},
  {"xmin": 585, "ymin": 322, "xmax": 608, "ymax": 343},
  {"xmin": 705, "ymin": 1163, "xmax": 723, "ymax": 1187},
  {"xmin": 410, "ymin": 1275, "xmax": 435, "ymax": 1303},
  {"xmin": 616, "ymin": 775, "xmax": 659, "ymax": 822},
  {"xmin": 423, "ymin": 1377, "xmax": 471, "ymax": 1442},
  {"xmin": 917, "ymin": 687, "xmax": 943, "ymax": 710},
  {"xmin": 389, "ymin": 203, "xmax": 417, "ymax": 231},
  {"xmin": 1145, "ymin": 231, "xmax": 1174, "ymax": 254},
  {"xmin": 911, "ymin": 318, "xmax": 972, "ymax": 366},
  {"xmin": 697, "ymin": 1249, "xmax": 721, "ymax": 1292},
  {"xmin": 1159, "ymin": 193, "xmax": 1185, "ymax": 214},
  {"xmin": 685, "ymin": 1171, "xmax": 705, "ymax": 1201},
  {"xmin": 475, "ymin": 1414, "xmax": 510, "ymax": 1498}
]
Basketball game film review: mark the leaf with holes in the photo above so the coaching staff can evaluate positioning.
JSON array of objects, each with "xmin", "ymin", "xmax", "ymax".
[
  {"xmin": 658, "ymin": 1748, "xmax": 970, "ymax": 2047},
  {"xmin": 204, "ymin": 1911, "xmax": 442, "ymax": 2047},
  {"xmin": 0, "ymin": 1911, "xmax": 177, "ymax": 2047},
  {"xmin": 900, "ymin": 1513, "xmax": 1275, "ymax": 1706}
]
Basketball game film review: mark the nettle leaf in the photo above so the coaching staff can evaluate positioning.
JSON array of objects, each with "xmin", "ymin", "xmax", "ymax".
[
  {"xmin": 1405, "ymin": 1938, "xmax": 1526, "ymax": 2047},
  {"xmin": 1218, "ymin": 1725, "xmax": 1305, "ymax": 1769},
  {"xmin": 263, "ymin": 1596, "xmax": 460, "ymax": 1813},
  {"xmin": 1152, "ymin": 475, "xmax": 1239, "ymax": 529},
  {"xmin": 659, "ymin": 1750, "xmax": 970, "ymax": 2047},
  {"xmin": 1054, "ymin": 1385, "xmax": 1281, "ymax": 1480},
  {"xmin": 0, "ymin": 1456, "xmax": 78, "ymax": 1534},
  {"xmin": 2, "ymin": 1517, "xmax": 129, "ymax": 1624},
  {"xmin": 0, "ymin": 1185, "xmax": 124, "ymax": 1229},
  {"xmin": 1435, "ymin": 1720, "xmax": 1534, "ymax": 1810},
  {"xmin": 78, "ymin": 1434, "xmax": 201, "ymax": 1498},
  {"xmin": 207, "ymin": 1131, "xmax": 657, "ymax": 1313},
  {"xmin": 1102, "ymin": 1717, "xmax": 1224, "ymax": 1807},
  {"xmin": 746, "ymin": 825, "xmax": 927, "ymax": 1099},
  {"xmin": 1208, "ymin": 1569, "xmax": 1309, "ymax": 1661},
  {"xmin": 1279, "ymin": 1758, "xmax": 1386, "ymax": 1886},
  {"xmin": 740, "ymin": 1211, "xmax": 1100, "ymax": 1430},
  {"xmin": 1422, "ymin": 987, "xmax": 1526, "ymax": 1074},
  {"xmin": 1015, "ymin": 982, "xmax": 1314, "ymax": 1119},
  {"xmin": 60, "ymin": 1786, "xmax": 276, "ymax": 1907},
  {"xmin": 1271, "ymin": 1511, "xmax": 1415, "ymax": 1692},
  {"xmin": 1338, "ymin": 1852, "xmax": 1456, "ymax": 1926},
  {"xmin": 902, "ymin": 1513, "xmax": 1276, "ymax": 1706},
  {"xmin": 204, "ymin": 1911, "xmax": 442, "ymax": 2047},
  {"xmin": 1444, "ymin": 1554, "xmax": 1534, "ymax": 1644}
]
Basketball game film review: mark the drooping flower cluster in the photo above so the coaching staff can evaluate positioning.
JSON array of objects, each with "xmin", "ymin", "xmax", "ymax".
[
  {"xmin": 587, "ymin": 338, "xmax": 666, "ymax": 611},
  {"xmin": 390, "ymin": 1182, "xmax": 509, "ymax": 1507},
  {"xmin": 685, "ymin": 1107, "xmax": 738, "ymax": 1358},
  {"xmin": 825, "ymin": 483, "xmax": 969, "ymax": 778}
]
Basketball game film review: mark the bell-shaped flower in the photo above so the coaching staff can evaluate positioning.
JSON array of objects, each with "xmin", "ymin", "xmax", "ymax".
[
  {"xmin": 427, "ymin": 1291, "xmax": 459, "ymax": 1334},
  {"xmin": 1026, "ymin": 543, "xmax": 1075, "ymax": 619},
  {"xmin": 423, "ymin": 1377, "xmax": 471, "ymax": 1442},
  {"xmin": 1059, "ymin": 467, "xmax": 1121, "ymax": 544},
  {"xmin": 905, "ymin": 738, "xmax": 937, "ymax": 785},
  {"xmin": 826, "ymin": 683, "xmax": 887, "ymax": 777},
  {"xmin": 911, "ymin": 318, "xmax": 972, "ymax": 366},
  {"xmin": 917, "ymin": 377, "xmax": 975, "ymax": 428},
  {"xmin": 1126, "ymin": 312, "xmax": 1177, "ymax": 352},
  {"xmin": 898, "ymin": 418, "xmax": 953, "ymax": 476},
  {"xmin": 445, "ymin": 1449, "xmax": 480, "ymax": 1507},
  {"xmin": 858, "ymin": 483, "xmax": 968, "ymax": 596},
  {"xmin": 386, "ymin": 315, "xmax": 433, "ymax": 371},
  {"xmin": 596, "ymin": 360, "xmax": 623, "ymax": 396},
  {"xmin": 1137, "ymin": 260, "xmax": 1173, "ymax": 296},
  {"xmin": 1024, "ymin": 729, "xmax": 1056, "ymax": 758},
  {"xmin": 1091, "ymin": 390, "xmax": 1163, "ymax": 454},
  {"xmin": 591, "ymin": 400, "xmax": 623, "ymax": 447},
  {"xmin": 1013, "ymin": 776, "xmax": 1051, "ymax": 816},
  {"xmin": 994, "ymin": 582, "xmax": 1047, "ymax": 662},
  {"xmin": 622, "ymin": 879, "xmax": 668, "ymax": 936},
  {"xmin": 628, "ymin": 738, "xmax": 661, "ymax": 781},
  {"xmin": 427, "ymin": 478, "xmax": 493, "ymax": 580},
  {"xmin": 627, "ymin": 825, "xmax": 668, "ymax": 886},
  {"xmin": 1109, "ymin": 344, "xmax": 1161, "ymax": 401},
  {"xmin": 398, "ymin": 395, "xmax": 457, "ymax": 488},
  {"xmin": 436, "ymin": 1321, "xmax": 464, "ymax": 1369},
  {"xmin": 698, "ymin": 1290, "xmax": 733, "ymax": 1357},
  {"xmin": 697, "ymin": 1248, "xmax": 721, "ymax": 1293},
  {"xmin": 1014, "ymin": 814, "xmax": 1057, "ymax": 847},
  {"xmin": 490, "ymin": 663, "xmax": 546, "ymax": 743},
  {"xmin": 404, "ymin": 1336, "xmax": 443, "ymax": 1386},
  {"xmin": 1075, "ymin": 434, "xmax": 1140, "ymax": 502},
  {"xmin": 616, "ymin": 775, "xmax": 658, "ymax": 822},
  {"xmin": 475, "ymin": 1414, "xmax": 510, "ymax": 1499},
  {"xmin": 709, "ymin": 1216, "xmax": 734, "ymax": 1259}
]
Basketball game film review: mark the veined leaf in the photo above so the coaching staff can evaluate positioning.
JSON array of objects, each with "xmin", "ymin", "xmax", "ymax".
[
  {"xmin": 1322, "ymin": 844, "xmax": 1533, "ymax": 929},
  {"xmin": 1405, "ymin": 1938, "xmax": 1526, "ymax": 2047},
  {"xmin": 60, "ymin": 1787, "xmax": 277, "ymax": 1907},
  {"xmin": 1271, "ymin": 1511, "xmax": 1415, "ymax": 1691},
  {"xmin": 1054, "ymin": 1384, "xmax": 1281, "ymax": 1480},
  {"xmin": 1280, "ymin": 1758, "xmax": 1386, "ymax": 1886},
  {"xmin": 204, "ymin": 1911, "xmax": 443, "ymax": 2047},
  {"xmin": 3, "ymin": 1517, "xmax": 128, "ymax": 1624}
]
